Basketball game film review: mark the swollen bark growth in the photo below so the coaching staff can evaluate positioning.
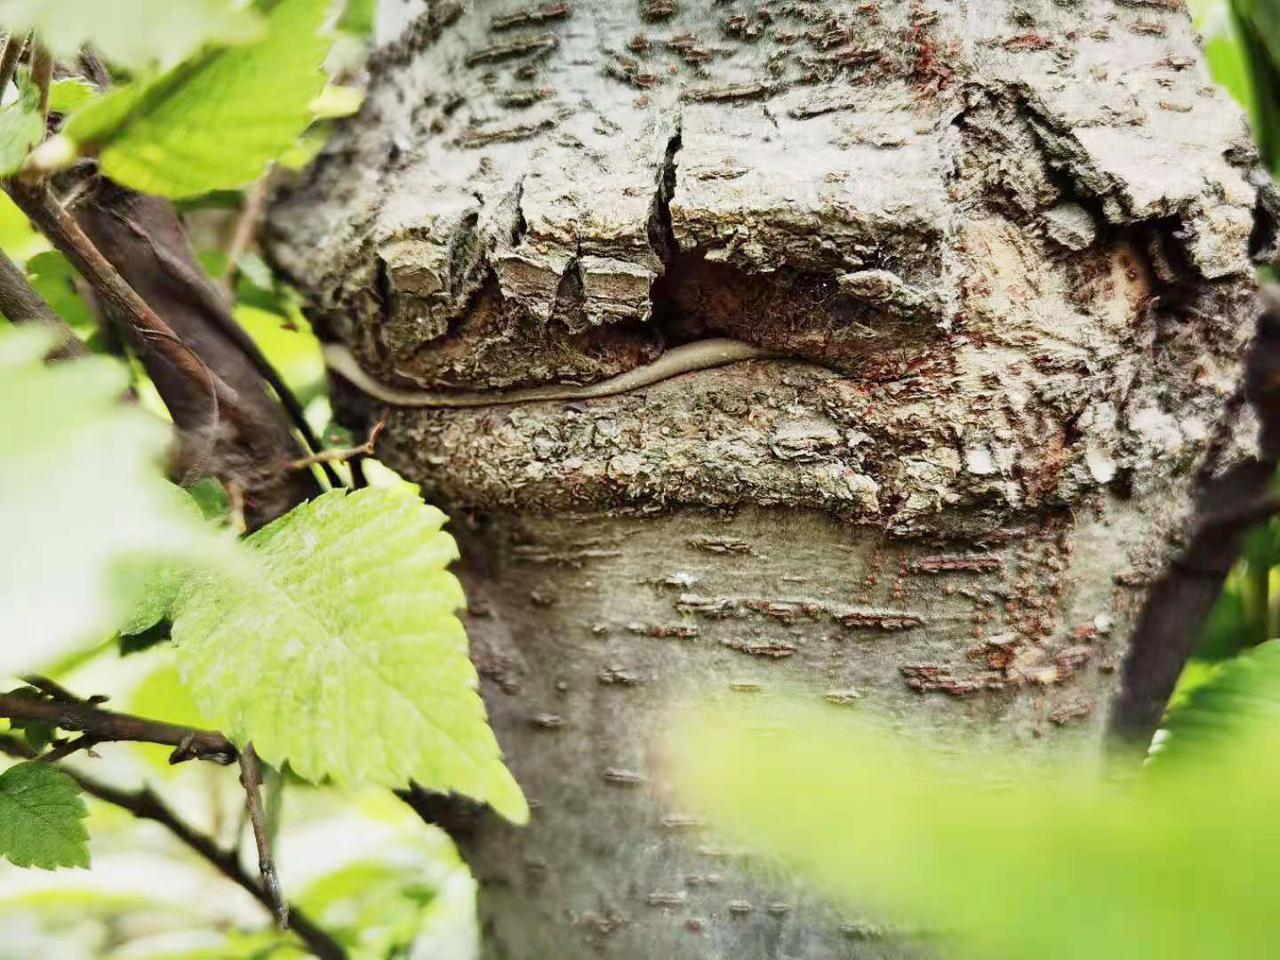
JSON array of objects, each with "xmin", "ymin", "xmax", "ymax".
[{"xmin": 267, "ymin": 1, "xmax": 1273, "ymax": 956}]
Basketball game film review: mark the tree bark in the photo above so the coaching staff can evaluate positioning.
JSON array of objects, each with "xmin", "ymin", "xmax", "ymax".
[{"xmin": 266, "ymin": 1, "xmax": 1272, "ymax": 956}]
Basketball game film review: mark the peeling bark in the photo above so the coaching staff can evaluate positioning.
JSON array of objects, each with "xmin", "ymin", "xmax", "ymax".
[{"xmin": 266, "ymin": 1, "xmax": 1271, "ymax": 956}]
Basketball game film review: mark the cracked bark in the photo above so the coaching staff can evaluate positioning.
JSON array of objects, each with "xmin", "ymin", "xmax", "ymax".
[{"xmin": 267, "ymin": 1, "xmax": 1272, "ymax": 957}]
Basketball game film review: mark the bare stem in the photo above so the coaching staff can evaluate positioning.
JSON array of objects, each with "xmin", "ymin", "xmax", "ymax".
[
  {"xmin": 222, "ymin": 177, "xmax": 271, "ymax": 293},
  {"xmin": 240, "ymin": 743, "xmax": 288, "ymax": 928}
]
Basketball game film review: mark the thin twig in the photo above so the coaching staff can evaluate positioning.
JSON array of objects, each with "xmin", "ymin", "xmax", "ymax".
[
  {"xmin": 39, "ymin": 735, "xmax": 99, "ymax": 764},
  {"xmin": 22, "ymin": 675, "xmax": 92, "ymax": 704},
  {"xmin": 222, "ymin": 176, "xmax": 271, "ymax": 294},
  {"xmin": 287, "ymin": 420, "xmax": 385, "ymax": 471},
  {"xmin": 0, "ymin": 32, "xmax": 27, "ymax": 94},
  {"xmin": 0, "ymin": 735, "xmax": 347, "ymax": 960},
  {"xmin": 0, "ymin": 692, "xmax": 236, "ymax": 765},
  {"xmin": 239, "ymin": 744, "xmax": 288, "ymax": 929},
  {"xmin": 0, "ymin": 247, "xmax": 91, "ymax": 360}
]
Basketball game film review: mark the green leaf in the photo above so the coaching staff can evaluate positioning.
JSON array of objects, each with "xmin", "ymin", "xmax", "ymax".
[
  {"xmin": 0, "ymin": 762, "xmax": 89, "ymax": 869},
  {"xmin": 172, "ymin": 487, "xmax": 528, "ymax": 823},
  {"xmin": 338, "ymin": 0, "xmax": 378, "ymax": 37},
  {"xmin": 671, "ymin": 699, "xmax": 1280, "ymax": 960},
  {"xmin": 0, "ymin": 0, "xmax": 263, "ymax": 70},
  {"xmin": 1156, "ymin": 639, "xmax": 1280, "ymax": 764},
  {"xmin": 0, "ymin": 76, "xmax": 43, "ymax": 176},
  {"xmin": 0, "ymin": 192, "xmax": 46, "ymax": 264},
  {"xmin": 309, "ymin": 84, "xmax": 364, "ymax": 120},
  {"xmin": 0, "ymin": 327, "xmax": 212, "ymax": 676},
  {"xmin": 61, "ymin": 0, "xmax": 332, "ymax": 198},
  {"xmin": 110, "ymin": 482, "xmax": 213, "ymax": 638},
  {"xmin": 25, "ymin": 251, "xmax": 95, "ymax": 333},
  {"xmin": 47, "ymin": 78, "xmax": 97, "ymax": 116}
]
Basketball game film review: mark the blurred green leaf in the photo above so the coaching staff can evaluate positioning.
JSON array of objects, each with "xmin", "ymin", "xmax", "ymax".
[
  {"xmin": 111, "ymin": 482, "xmax": 216, "ymax": 638},
  {"xmin": 1233, "ymin": 0, "xmax": 1280, "ymax": 172},
  {"xmin": 309, "ymin": 84, "xmax": 363, "ymax": 120},
  {"xmin": 187, "ymin": 476, "xmax": 232, "ymax": 523},
  {"xmin": 0, "ymin": 327, "xmax": 213, "ymax": 676},
  {"xmin": 234, "ymin": 303, "xmax": 324, "ymax": 399},
  {"xmin": 0, "ymin": 762, "xmax": 88, "ymax": 870},
  {"xmin": 1157, "ymin": 639, "xmax": 1280, "ymax": 764},
  {"xmin": 0, "ymin": 0, "xmax": 263, "ymax": 70},
  {"xmin": 172, "ymin": 487, "xmax": 529, "ymax": 823},
  {"xmin": 46, "ymin": 78, "xmax": 97, "ymax": 116},
  {"xmin": 672, "ymin": 697, "xmax": 1280, "ymax": 960},
  {"xmin": 24, "ymin": 251, "xmax": 95, "ymax": 334},
  {"xmin": 338, "ymin": 0, "xmax": 378, "ymax": 38},
  {"xmin": 0, "ymin": 76, "xmax": 43, "ymax": 176},
  {"xmin": 300, "ymin": 860, "xmax": 441, "ymax": 956},
  {"xmin": 0, "ymin": 192, "xmax": 46, "ymax": 264},
  {"xmin": 61, "ymin": 0, "xmax": 332, "ymax": 198}
]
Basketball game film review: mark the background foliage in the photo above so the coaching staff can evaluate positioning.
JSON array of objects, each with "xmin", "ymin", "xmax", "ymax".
[{"xmin": 0, "ymin": 2, "xmax": 500, "ymax": 956}]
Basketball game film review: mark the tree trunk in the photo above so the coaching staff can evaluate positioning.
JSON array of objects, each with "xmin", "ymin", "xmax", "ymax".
[{"xmin": 265, "ymin": 1, "xmax": 1272, "ymax": 956}]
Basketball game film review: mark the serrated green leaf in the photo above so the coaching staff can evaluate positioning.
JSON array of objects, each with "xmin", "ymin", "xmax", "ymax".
[
  {"xmin": 62, "ymin": 0, "xmax": 332, "ymax": 198},
  {"xmin": 172, "ymin": 487, "xmax": 528, "ymax": 823},
  {"xmin": 0, "ymin": 0, "xmax": 263, "ymax": 70},
  {"xmin": 0, "ymin": 327, "xmax": 212, "ymax": 676},
  {"xmin": 0, "ymin": 76, "xmax": 43, "ymax": 176},
  {"xmin": 0, "ymin": 762, "xmax": 88, "ymax": 870}
]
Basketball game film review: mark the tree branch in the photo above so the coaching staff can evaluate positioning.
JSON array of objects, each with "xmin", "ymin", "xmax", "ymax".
[
  {"xmin": 0, "ymin": 735, "xmax": 347, "ymax": 960},
  {"xmin": 4, "ymin": 181, "xmax": 231, "ymax": 419},
  {"xmin": 0, "ymin": 32, "xmax": 26, "ymax": 94},
  {"xmin": 0, "ymin": 247, "xmax": 90, "ymax": 359},
  {"xmin": 0, "ymin": 691, "xmax": 236, "ymax": 765},
  {"xmin": 58, "ymin": 177, "xmax": 332, "ymax": 526},
  {"xmin": 30, "ymin": 42, "xmax": 51, "ymax": 125}
]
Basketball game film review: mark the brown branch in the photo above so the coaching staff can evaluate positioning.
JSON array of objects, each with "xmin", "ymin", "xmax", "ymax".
[
  {"xmin": 21, "ymin": 675, "xmax": 97, "ymax": 704},
  {"xmin": 0, "ymin": 735, "xmax": 347, "ymax": 960},
  {"xmin": 2, "ymin": 181, "xmax": 239, "ymax": 434},
  {"xmin": 239, "ymin": 744, "xmax": 287, "ymax": 928},
  {"xmin": 39, "ymin": 735, "xmax": 99, "ymax": 764},
  {"xmin": 0, "ymin": 32, "xmax": 27, "ymax": 94},
  {"xmin": 63, "ymin": 178, "xmax": 329, "ymax": 526},
  {"xmin": 30, "ymin": 43, "xmax": 51, "ymax": 124},
  {"xmin": 0, "ymin": 247, "xmax": 90, "ymax": 360},
  {"xmin": 0, "ymin": 692, "xmax": 236, "ymax": 765}
]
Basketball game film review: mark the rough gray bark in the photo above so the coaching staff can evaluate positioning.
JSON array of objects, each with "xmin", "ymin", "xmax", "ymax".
[{"xmin": 266, "ymin": 1, "xmax": 1273, "ymax": 957}]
